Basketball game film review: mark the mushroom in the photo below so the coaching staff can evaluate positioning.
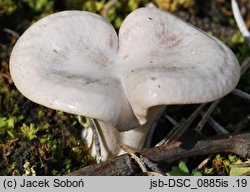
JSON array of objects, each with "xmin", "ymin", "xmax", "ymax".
[{"xmin": 10, "ymin": 8, "xmax": 240, "ymax": 161}]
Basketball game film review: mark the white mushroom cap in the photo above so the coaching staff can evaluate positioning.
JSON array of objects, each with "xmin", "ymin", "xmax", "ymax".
[
  {"xmin": 117, "ymin": 8, "xmax": 241, "ymax": 124},
  {"xmin": 10, "ymin": 8, "xmax": 240, "ymax": 131},
  {"xmin": 10, "ymin": 11, "xmax": 139, "ymax": 131}
]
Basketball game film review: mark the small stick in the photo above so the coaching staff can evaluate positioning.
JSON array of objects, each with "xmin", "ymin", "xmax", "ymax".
[
  {"xmin": 147, "ymin": 172, "xmax": 163, "ymax": 176},
  {"xmin": 120, "ymin": 145, "xmax": 148, "ymax": 173},
  {"xmin": 197, "ymin": 155, "xmax": 212, "ymax": 170},
  {"xmin": 195, "ymin": 101, "xmax": 220, "ymax": 132},
  {"xmin": 156, "ymin": 104, "xmax": 206, "ymax": 146},
  {"xmin": 145, "ymin": 106, "xmax": 167, "ymax": 148},
  {"xmin": 240, "ymin": 56, "xmax": 250, "ymax": 74},
  {"xmin": 3, "ymin": 28, "xmax": 20, "ymax": 38},
  {"xmin": 166, "ymin": 104, "xmax": 206, "ymax": 141},
  {"xmin": 102, "ymin": 0, "xmax": 118, "ymax": 18},
  {"xmin": 0, "ymin": 73, "xmax": 12, "ymax": 83},
  {"xmin": 139, "ymin": 155, "xmax": 165, "ymax": 176},
  {"xmin": 206, "ymin": 114, "xmax": 229, "ymax": 134},
  {"xmin": 231, "ymin": 89, "xmax": 250, "ymax": 102},
  {"xmin": 165, "ymin": 115, "xmax": 181, "ymax": 127}
]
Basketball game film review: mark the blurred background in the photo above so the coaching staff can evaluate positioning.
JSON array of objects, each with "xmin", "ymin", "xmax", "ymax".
[{"xmin": 0, "ymin": 0, "xmax": 250, "ymax": 176}]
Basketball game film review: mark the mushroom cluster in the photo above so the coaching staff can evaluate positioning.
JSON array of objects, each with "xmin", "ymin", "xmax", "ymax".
[{"xmin": 10, "ymin": 7, "xmax": 240, "ymax": 160}]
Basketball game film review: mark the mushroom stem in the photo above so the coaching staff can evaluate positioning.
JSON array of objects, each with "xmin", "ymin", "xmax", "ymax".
[{"xmin": 85, "ymin": 106, "xmax": 164, "ymax": 161}]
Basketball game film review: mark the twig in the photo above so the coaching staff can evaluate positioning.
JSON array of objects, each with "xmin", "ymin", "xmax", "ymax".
[
  {"xmin": 67, "ymin": 154, "xmax": 140, "ymax": 176},
  {"xmin": 0, "ymin": 73, "xmax": 12, "ymax": 83},
  {"xmin": 195, "ymin": 101, "xmax": 221, "ymax": 133},
  {"xmin": 205, "ymin": 113, "xmax": 229, "ymax": 134},
  {"xmin": 120, "ymin": 144, "xmax": 148, "ymax": 173},
  {"xmin": 165, "ymin": 115, "xmax": 181, "ymax": 127},
  {"xmin": 139, "ymin": 155, "xmax": 165, "ymax": 175},
  {"xmin": 147, "ymin": 172, "xmax": 163, "ymax": 176},
  {"xmin": 67, "ymin": 132, "xmax": 250, "ymax": 175},
  {"xmin": 231, "ymin": 0, "xmax": 250, "ymax": 47},
  {"xmin": 144, "ymin": 107, "xmax": 167, "ymax": 148},
  {"xmin": 231, "ymin": 89, "xmax": 250, "ymax": 102},
  {"xmin": 102, "ymin": 0, "xmax": 118, "ymax": 18},
  {"xmin": 3, "ymin": 28, "xmax": 20, "ymax": 38},
  {"xmin": 154, "ymin": 115, "xmax": 181, "ymax": 147},
  {"xmin": 197, "ymin": 155, "xmax": 212, "ymax": 170},
  {"xmin": 165, "ymin": 104, "xmax": 206, "ymax": 141},
  {"xmin": 156, "ymin": 104, "xmax": 206, "ymax": 146},
  {"xmin": 240, "ymin": 56, "xmax": 250, "ymax": 74}
]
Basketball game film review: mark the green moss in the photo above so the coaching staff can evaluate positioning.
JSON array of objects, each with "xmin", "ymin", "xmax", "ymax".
[
  {"xmin": 0, "ymin": 88, "xmax": 95, "ymax": 175},
  {"xmin": 22, "ymin": 0, "xmax": 54, "ymax": 13},
  {"xmin": 0, "ymin": 116, "xmax": 16, "ymax": 139},
  {"xmin": 21, "ymin": 123, "xmax": 39, "ymax": 140},
  {"xmin": 167, "ymin": 161, "xmax": 202, "ymax": 176},
  {"xmin": 0, "ymin": 0, "xmax": 16, "ymax": 16}
]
